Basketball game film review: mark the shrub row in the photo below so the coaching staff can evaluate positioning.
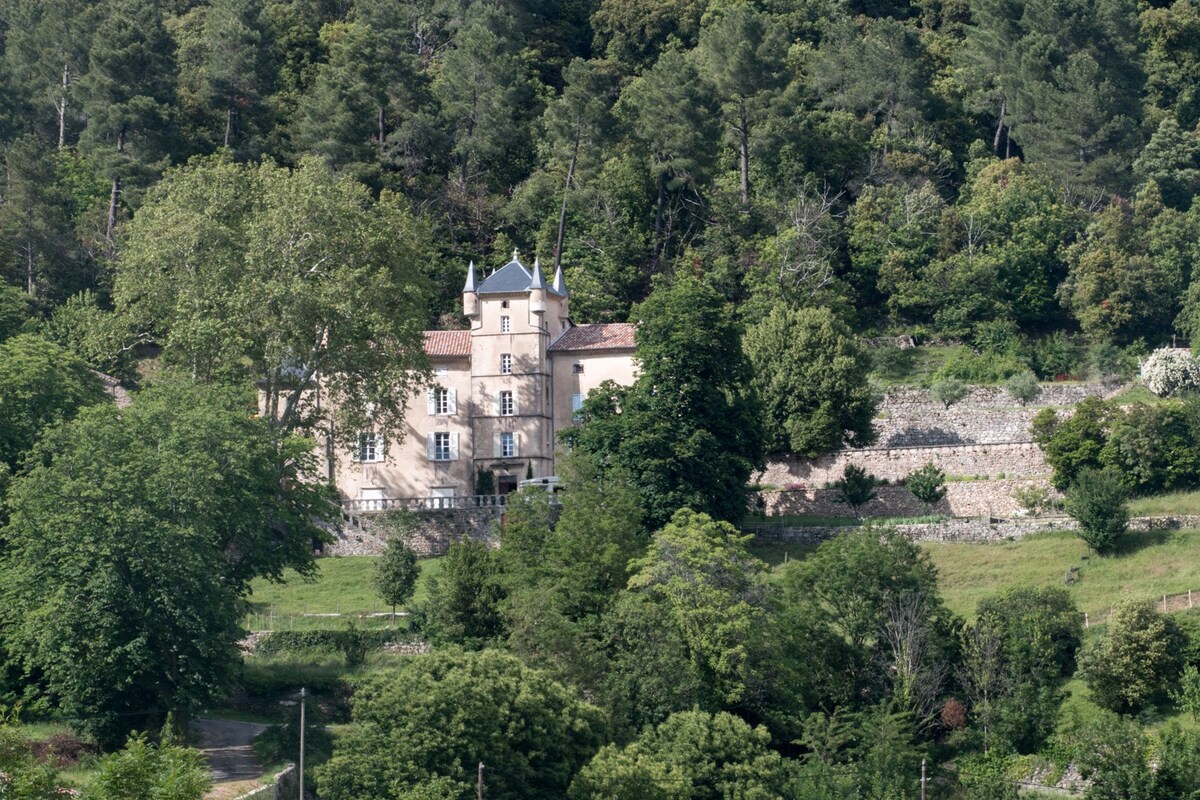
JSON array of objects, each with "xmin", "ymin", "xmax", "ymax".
[{"xmin": 255, "ymin": 628, "xmax": 416, "ymax": 657}]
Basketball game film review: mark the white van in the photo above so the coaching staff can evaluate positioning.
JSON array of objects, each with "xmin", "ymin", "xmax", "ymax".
[{"xmin": 518, "ymin": 476, "xmax": 561, "ymax": 492}]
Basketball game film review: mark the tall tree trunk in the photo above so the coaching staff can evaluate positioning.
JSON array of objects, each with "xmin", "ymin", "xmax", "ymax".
[
  {"xmin": 378, "ymin": 104, "xmax": 385, "ymax": 154},
  {"xmin": 57, "ymin": 63, "xmax": 70, "ymax": 150},
  {"xmin": 738, "ymin": 100, "xmax": 750, "ymax": 206},
  {"xmin": 224, "ymin": 106, "xmax": 233, "ymax": 148},
  {"xmin": 106, "ymin": 176, "xmax": 120, "ymax": 240},
  {"xmin": 993, "ymin": 99, "xmax": 1006, "ymax": 155},
  {"xmin": 107, "ymin": 129, "xmax": 125, "ymax": 239},
  {"xmin": 553, "ymin": 136, "xmax": 579, "ymax": 271},
  {"xmin": 25, "ymin": 241, "xmax": 34, "ymax": 295},
  {"xmin": 652, "ymin": 171, "xmax": 665, "ymax": 272}
]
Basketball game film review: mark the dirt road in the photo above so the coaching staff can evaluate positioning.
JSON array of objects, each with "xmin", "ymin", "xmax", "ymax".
[{"xmin": 194, "ymin": 718, "xmax": 269, "ymax": 798}]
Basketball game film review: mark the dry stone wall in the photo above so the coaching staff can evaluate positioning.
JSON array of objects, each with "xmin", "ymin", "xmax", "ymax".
[
  {"xmin": 871, "ymin": 384, "xmax": 1114, "ymax": 447},
  {"xmin": 760, "ymin": 442, "xmax": 1048, "ymax": 487},
  {"xmin": 747, "ymin": 515, "xmax": 1200, "ymax": 545},
  {"xmin": 881, "ymin": 384, "xmax": 1111, "ymax": 412},
  {"xmin": 759, "ymin": 477, "xmax": 1058, "ymax": 519},
  {"xmin": 324, "ymin": 507, "xmax": 503, "ymax": 557},
  {"xmin": 755, "ymin": 383, "xmax": 1123, "ymax": 518}
]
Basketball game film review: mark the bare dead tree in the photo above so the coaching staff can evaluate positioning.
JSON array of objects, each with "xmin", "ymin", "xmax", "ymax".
[
  {"xmin": 776, "ymin": 183, "xmax": 845, "ymax": 301},
  {"xmin": 957, "ymin": 622, "xmax": 1009, "ymax": 751},
  {"xmin": 881, "ymin": 592, "xmax": 948, "ymax": 729}
]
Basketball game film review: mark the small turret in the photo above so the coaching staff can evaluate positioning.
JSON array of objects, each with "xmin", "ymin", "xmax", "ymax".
[
  {"xmin": 462, "ymin": 260, "xmax": 479, "ymax": 318},
  {"xmin": 552, "ymin": 264, "xmax": 569, "ymax": 326},
  {"xmin": 529, "ymin": 256, "xmax": 547, "ymax": 315}
]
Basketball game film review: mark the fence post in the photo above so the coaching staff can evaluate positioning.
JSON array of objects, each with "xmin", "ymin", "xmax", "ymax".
[
  {"xmin": 1190, "ymin": 590, "xmax": 1193, "ymax": 609},
  {"xmin": 1084, "ymin": 612, "xmax": 1089, "ymax": 629},
  {"xmin": 1164, "ymin": 594, "xmax": 1168, "ymax": 613}
]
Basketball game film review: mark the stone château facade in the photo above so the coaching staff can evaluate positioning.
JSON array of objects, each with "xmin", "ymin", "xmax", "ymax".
[{"xmin": 331, "ymin": 252, "xmax": 637, "ymax": 506}]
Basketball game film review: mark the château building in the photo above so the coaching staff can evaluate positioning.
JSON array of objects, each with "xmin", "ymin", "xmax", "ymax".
[{"xmin": 332, "ymin": 252, "xmax": 637, "ymax": 507}]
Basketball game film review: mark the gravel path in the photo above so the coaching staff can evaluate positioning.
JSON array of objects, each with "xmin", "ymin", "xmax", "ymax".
[{"xmin": 194, "ymin": 718, "xmax": 269, "ymax": 785}]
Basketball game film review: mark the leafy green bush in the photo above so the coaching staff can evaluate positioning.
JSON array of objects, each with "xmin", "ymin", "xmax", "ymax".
[
  {"xmin": 906, "ymin": 463, "xmax": 947, "ymax": 510},
  {"xmin": 1003, "ymin": 371, "xmax": 1042, "ymax": 405},
  {"xmin": 1031, "ymin": 398, "xmax": 1110, "ymax": 490},
  {"xmin": 1029, "ymin": 331, "xmax": 1085, "ymax": 379},
  {"xmin": 255, "ymin": 628, "xmax": 415, "ymax": 657},
  {"xmin": 930, "ymin": 377, "xmax": 968, "ymax": 409},
  {"xmin": 832, "ymin": 464, "xmax": 879, "ymax": 511},
  {"xmin": 872, "ymin": 345, "xmax": 915, "ymax": 380},
  {"xmin": 1063, "ymin": 467, "xmax": 1128, "ymax": 553},
  {"xmin": 1079, "ymin": 600, "xmax": 1184, "ymax": 713},
  {"xmin": 935, "ymin": 347, "xmax": 1028, "ymax": 383}
]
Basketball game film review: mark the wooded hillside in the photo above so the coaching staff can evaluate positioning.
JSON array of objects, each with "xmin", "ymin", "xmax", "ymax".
[{"xmin": 3, "ymin": 0, "xmax": 1199, "ymax": 347}]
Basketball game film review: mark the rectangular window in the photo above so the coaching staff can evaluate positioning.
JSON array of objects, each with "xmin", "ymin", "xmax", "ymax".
[
  {"xmin": 433, "ymin": 432, "xmax": 451, "ymax": 461},
  {"xmin": 571, "ymin": 393, "xmax": 585, "ymax": 420},
  {"xmin": 357, "ymin": 432, "xmax": 382, "ymax": 463},
  {"xmin": 500, "ymin": 353, "xmax": 512, "ymax": 374},
  {"xmin": 572, "ymin": 363, "xmax": 584, "ymax": 374},
  {"xmin": 427, "ymin": 387, "xmax": 456, "ymax": 415},
  {"xmin": 501, "ymin": 431, "xmax": 516, "ymax": 458},
  {"xmin": 499, "ymin": 390, "xmax": 515, "ymax": 415},
  {"xmin": 500, "ymin": 315, "xmax": 511, "ymax": 333}
]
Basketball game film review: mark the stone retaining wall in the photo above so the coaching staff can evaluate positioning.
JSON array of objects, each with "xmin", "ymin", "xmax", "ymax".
[
  {"xmin": 879, "ymin": 384, "xmax": 1111, "ymax": 413},
  {"xmin": 759, "ymin": 478, "xmax": 1058, "ymax": 519},
  {"xmin": 747, "ymin": 514, "xmax": 1200, "ymax": 546},
  {"xmin": 323, "ymin": 507, "xmax": 503, "ymax": 557},
  {"xmin": 760, "ymin": 442, "xmax": 1049, "ymax": 487},
  {"xmin": 874, "ymin": 410, "xmax": 1037, "ymax": 447}
]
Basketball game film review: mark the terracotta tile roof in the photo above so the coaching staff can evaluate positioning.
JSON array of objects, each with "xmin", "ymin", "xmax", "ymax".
[
  {"xmin": 549, "ymin": 323, "xmax": 637, "ymax": 352},
  {"xmin": 423, "ymin": 330, "xmax": 471, "ymax": 358}
]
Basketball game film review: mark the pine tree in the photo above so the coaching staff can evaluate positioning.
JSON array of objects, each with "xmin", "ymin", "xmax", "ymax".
[
  {"xmin": 695, "ymin": 5, "xmax": 788, "ymax": 205},
  {"xmin": 202, "ymin": 0, "xmax": 272, "ymax": 153},
  {"xmin": 77, "ymin": 0, "xmax": 177, "ymax": 239}
]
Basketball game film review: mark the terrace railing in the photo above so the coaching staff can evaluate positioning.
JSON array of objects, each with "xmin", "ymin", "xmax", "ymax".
[{"xmin": 342, "ymin": 494, "xmax": 512, "ymax": 513}]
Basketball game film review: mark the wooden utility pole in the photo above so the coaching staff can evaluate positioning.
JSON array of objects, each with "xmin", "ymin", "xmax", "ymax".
[
  {"xmin": 299, "ymin": 688, "xmax": 306, "ymax": 800},
  {"xmin": 477, "ymin": 762, "xmax": 484, "ymax": 800}
]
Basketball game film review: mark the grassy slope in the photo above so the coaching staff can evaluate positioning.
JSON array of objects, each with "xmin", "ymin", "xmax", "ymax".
[
  {"xmin": 246, "ymin": 556, "xmax": 443, "ymax": 629},
  {"xmin": 924, "ymin": 528, "xmax": 1200, "ymax": 620},
  {"xmin": 1130, "ymin": 489, "xmax": 1200, "ymax": 516}
]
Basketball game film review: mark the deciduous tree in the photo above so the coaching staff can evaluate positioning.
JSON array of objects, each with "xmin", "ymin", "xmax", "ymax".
[
  {"xmin": 315, "ymin": 650, "xmax": 604, "ymax": 800},
  {"xmin": 113, "ymin": 156, "xmax": 431, "ymax": 448},
  {"xmin": 0, "ymin": 381, "xmax": 327, "ymax": 747},
  {"xmin": 566, "ymin": 276, "xmax": 764, "ymax": 527}
]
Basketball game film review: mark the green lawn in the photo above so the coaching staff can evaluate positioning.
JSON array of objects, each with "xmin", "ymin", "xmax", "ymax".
[
  {"xmin": 923, "ymin": 527, "xmax": 1200, "ymax": 619},
  {"xmin": 869, "ymin": 345, "xmax": 958, "ymax": 385},
  {"xmin": 1109, "ymin": 383, "xmax": 1164, "ymax": 405},
  {"xmin": 246, "ymin": 556, "xmax": 442, "ymax": 630},
  {"xmin": 1129, "ymin": 489, "xmax": 1200, "ymax": 516}
]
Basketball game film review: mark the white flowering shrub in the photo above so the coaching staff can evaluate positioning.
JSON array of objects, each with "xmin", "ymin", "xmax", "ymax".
[{"xmin": 1140, "ymin": 348, "xmax": 1200, "ymax": 397}]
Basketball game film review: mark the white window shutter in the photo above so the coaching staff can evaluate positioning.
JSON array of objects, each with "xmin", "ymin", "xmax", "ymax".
[
  {"xmin": 512, "ymin": 432, "xmax": 520, "ymax": 457},
  {"xmin": 450, "ymin": 433, "xmax": 459, "ymax": 460},
  {"xmin": 512, "ymin": 392, "xmax": 519, "ymax": 415},
  {"xmin": 493, "ymin": 432, "xmax": 501, "ymax": 457},
  {"xmin": 493, "ymin": 392, "xmax": 501, "ymax": 416},
  {"xmin": 448, "ymin": 389, "xmax": 457, "ymax": 414},
  {"xmin": 426, "ymin": 433, "xmax": 435, "ymax": 460},
  {"xmin": 427, "ymin": 389, "xmax": 436, "ymax": 415}
]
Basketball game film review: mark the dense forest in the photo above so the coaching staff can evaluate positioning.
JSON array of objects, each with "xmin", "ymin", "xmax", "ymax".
[
  {"xmin": 11, "ymin": 3, "xmax": 1200, "ymax": 798},
  {"xmin": 4, "ymin": 0, "xmax": 1200, "ymax": 353}
]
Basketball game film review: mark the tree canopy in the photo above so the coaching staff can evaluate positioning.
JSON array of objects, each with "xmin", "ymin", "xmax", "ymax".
[{"xmin": 0, "ymin": 380, "xmax": 327, "ymax": 746}]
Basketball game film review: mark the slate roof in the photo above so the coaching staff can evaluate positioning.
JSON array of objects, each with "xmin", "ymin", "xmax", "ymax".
[
  {"xmin": 548, "ymin": 323, "xmax": 637, "ymax": 352},
  {"xmin": 423, "ymin": 330, "xmax": 472, "ymax": 358},
  {"xmin": 476, "ymin": 255, "xmax": 565, "ymax": 297}
]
